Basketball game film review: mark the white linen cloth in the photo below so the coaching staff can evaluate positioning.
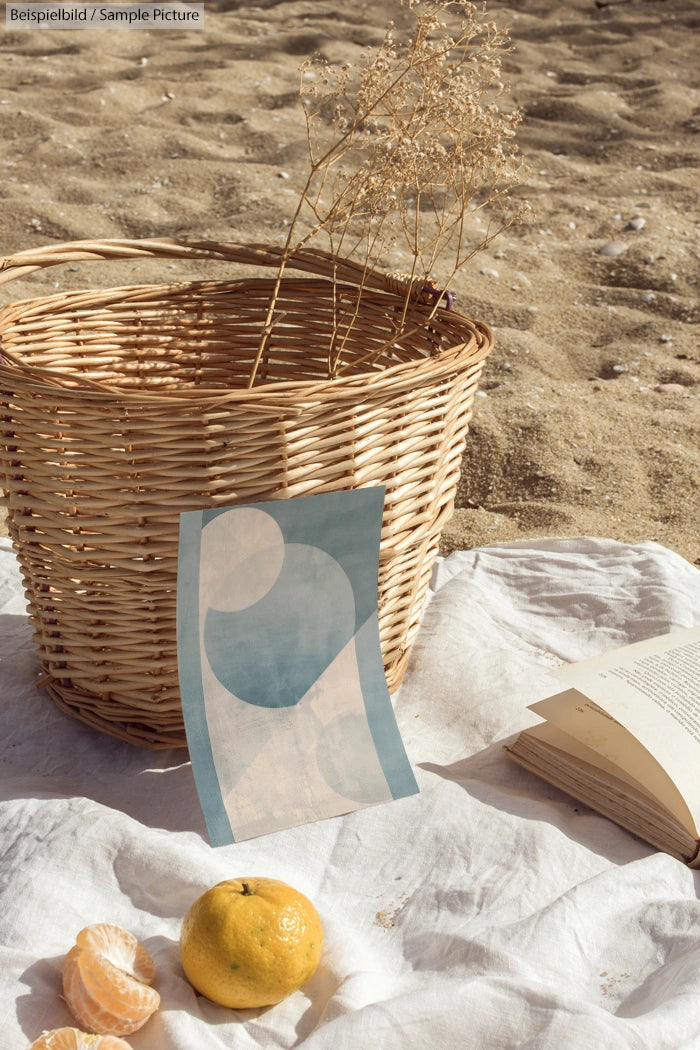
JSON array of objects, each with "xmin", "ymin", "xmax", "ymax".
[{"xmin": 1, "ymin": 536, "xmax": 699, "ymax": 1050}]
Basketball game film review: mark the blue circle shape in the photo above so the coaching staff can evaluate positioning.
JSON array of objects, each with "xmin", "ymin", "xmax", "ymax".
[
  {"xmin": 203, "ymin": 543, "xmax": 356, "ymax": 707},
  {"xmin": 315, "ymin": 712, "xmax": 389, "ymax": 804}
]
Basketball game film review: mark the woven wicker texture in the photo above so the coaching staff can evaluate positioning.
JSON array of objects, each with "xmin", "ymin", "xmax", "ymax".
[{"xmin": 0, "ymin": 239, "xmax": 493, "ymax": 748}]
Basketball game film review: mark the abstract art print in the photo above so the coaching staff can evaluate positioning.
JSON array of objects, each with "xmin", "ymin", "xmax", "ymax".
[{"xmin": 177, "ymin": 487, "xmax": 418, "ymax": 844}]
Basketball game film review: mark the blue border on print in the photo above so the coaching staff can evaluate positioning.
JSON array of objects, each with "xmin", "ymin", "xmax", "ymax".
[
  {"xmin": 177, "ymin": 509, "xmax": 235, "ymax": 846},
  {"xmin": 355, "ymin": 610, "xmax": 419, "ymax": 800}
]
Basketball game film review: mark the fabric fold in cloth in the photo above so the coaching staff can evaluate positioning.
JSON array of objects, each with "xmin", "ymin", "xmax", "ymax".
[{"xmin": 1, "ymin": 536, "xmax": 699, "ymax": 1049}]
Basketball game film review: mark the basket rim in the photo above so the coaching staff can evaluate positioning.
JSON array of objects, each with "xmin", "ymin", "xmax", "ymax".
[
  {"xmin": 0, "ymin": 333, "xmax": 491, "ymax": 404},
  {"xmin": 0, "ymin": 277, "xmax": 493, "ymax": 404}
]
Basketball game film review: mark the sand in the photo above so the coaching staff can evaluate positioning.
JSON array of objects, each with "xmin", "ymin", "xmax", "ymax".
[{"xmin": 1, "ymin": 0, "xmax": 698, "ymax": 565}]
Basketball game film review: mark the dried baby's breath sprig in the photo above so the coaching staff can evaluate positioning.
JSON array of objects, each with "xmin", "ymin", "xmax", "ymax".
[{"xmin": 248, "ymin": 0, "xmax": 527, "ymax": 385}]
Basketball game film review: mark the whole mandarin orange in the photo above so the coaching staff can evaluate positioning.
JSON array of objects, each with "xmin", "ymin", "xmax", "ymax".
[{"xmin": 180, "ymin": 877, "xmax": 323, "ymax": 1009}]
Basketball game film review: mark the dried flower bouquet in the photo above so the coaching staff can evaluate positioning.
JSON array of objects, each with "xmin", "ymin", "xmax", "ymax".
[{"xmin": 249, "ymin": 0, "xmax": 526, "ymax": 386}]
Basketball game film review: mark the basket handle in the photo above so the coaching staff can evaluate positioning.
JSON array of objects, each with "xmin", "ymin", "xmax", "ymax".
[{"xmin": 0, "ymin": 237, "xmax": 453, "ymax": 307}]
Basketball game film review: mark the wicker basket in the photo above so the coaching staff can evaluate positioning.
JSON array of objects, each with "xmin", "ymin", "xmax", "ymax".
[{"xmin": 0, "ymin": 238, "xmax": 493, "ymax": 748}]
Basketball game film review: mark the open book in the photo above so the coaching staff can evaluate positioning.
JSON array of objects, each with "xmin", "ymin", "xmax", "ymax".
[{"xmin": 505, "ymin": 625, "xmax": 700, "ymax": 867}]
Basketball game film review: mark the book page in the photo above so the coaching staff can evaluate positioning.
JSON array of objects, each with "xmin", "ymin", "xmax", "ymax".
[
  {"xmin": 549, "ymin": 626, "xmax": 700, "ymax": 825},
  {"xmin": 529, "ymin": 689, "xmax": 696, "ymax": 832},
  {"xmin": 507, "ymin": 723, "xmax": 700, "ymax": 864}
]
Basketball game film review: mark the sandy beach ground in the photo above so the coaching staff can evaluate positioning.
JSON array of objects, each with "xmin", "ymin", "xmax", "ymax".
[{"xmin": 0, "ymin": 0, "xmax": 698, "ymax": 564}]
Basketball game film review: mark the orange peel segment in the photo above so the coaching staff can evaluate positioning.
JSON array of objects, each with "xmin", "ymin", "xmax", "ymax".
[
  {"xmin": 28, "ymin": 1028, "xmax": 133, "ymax": 1049},
  {"xmin": 62, "ymin": 924, "xmax": 159, "ymax": 1037}
]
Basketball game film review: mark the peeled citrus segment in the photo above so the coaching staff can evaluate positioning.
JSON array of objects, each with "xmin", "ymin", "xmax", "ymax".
[
  {"xmin": 62, "ymin": 924, "xmax": 160, "ymax": 1037},
  {"xmin": 180, "ymin": 876, "xmax": 324, "ymax": 1009},
  {"xmin": 28, "ymin": 1029, "xmax": 133, "ymax": 1049}
]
